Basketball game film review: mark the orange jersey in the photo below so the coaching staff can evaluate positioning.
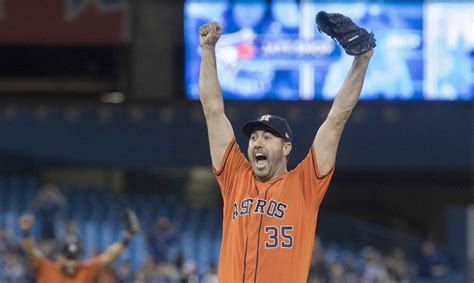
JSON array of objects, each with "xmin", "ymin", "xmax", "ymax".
[
  {"xmin": 35, "ymin": 256, "xmax": 101, "ymax": 283},
  {"xmin": 214, "ymin": 139, "xmax": 334, "ymax": 283}
]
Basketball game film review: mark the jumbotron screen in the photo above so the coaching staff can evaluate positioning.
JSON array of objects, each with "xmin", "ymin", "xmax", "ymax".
[{"xmin": 184, "ymin": 1, "xmax": 474, "ymax": 100}]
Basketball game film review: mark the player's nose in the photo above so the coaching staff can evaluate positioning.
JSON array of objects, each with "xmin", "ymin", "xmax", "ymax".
[{"xmin": 253, "ymin": 137, "xmax": 264, "ymax": 147}]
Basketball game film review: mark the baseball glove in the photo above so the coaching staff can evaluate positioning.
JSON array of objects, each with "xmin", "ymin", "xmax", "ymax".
[
  {"xmin": 123, "ymin": 209, "xmax": 140, "ymax": 235},
  {"xmin": 316, "ymin": 11, "xmax": 376, "ymax": 56}
]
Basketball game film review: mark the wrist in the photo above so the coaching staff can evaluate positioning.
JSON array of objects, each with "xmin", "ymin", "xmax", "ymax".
[
  {"xmin": 201, "ymin": 45, "xmax": 216, "ymax": 51},
  {"xmin": 121, "ymin": 236, "xmax": 131, "ymax": 247},
  {"xmin": 122, "ymin": 231, "xmax": 134, "ymax": 245},
  {"xmin": 355, "ymin": 49, "xmax": 374, "ymax": 61}
]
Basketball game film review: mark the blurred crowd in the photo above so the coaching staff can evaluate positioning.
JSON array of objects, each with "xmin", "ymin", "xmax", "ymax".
[
  {"xmin": 0, "ymin": 224, "xmax": 451, "ymax": 283},
  {"xmin": 0, "ymin": 184, "xmax": 451, "ymax": 283},
  {"xmin": 0, "ymin": 219, "xmax": 453, "ymax": 283},
  {"xmin": 307, "ymin": 238, "xmax": 449, "ymax": 283}
]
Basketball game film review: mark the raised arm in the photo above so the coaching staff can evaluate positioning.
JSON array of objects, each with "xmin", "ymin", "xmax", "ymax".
[
  {"xmin": 19, "ymin": 215, "xmax": 42, "ymax": 270},
  {"xmin": 98, "ymin": 209, "xmax": 140, "ymax": 268},
  {"xmin": 98, "ymin": 236, "xmax": 131, "ymax": 268},
  {"xmin": 199, "ymin": 22, "xmax": 235, "ymax": 170},
  {"xmin": 314, "ymin": 50, "xmax": 374, "ymax": 175}
]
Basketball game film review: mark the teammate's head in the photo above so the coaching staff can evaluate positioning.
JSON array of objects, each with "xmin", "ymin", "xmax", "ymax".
[
  {"xmin": 58, "ymin": 239, "xmax": 83, "ymax": 277},
  {"xmin": 242, "ymin": 114, "xmax": 293, "ymax": 182}
]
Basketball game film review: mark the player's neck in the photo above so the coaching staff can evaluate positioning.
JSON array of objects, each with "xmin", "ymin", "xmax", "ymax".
[{"xmin": 256, "ymin": 165, "xmax": 288, "ymax": 183}]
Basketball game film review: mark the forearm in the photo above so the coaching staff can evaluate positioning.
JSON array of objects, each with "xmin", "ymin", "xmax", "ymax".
[
  {"xmin": 328, "ymin": 56, "xmax": 371, "ymax": 124},
  {"xmin": 199, "ymin": 46, "xmax": 224, "ymax": 116},
  {"xmin": 21, "ymin": 237, "xmax": 41, "ymax": 267},
  {"xmin": 99, "ymin": 234, "xmax": 131, "ymax": 267},
  {"xmin": 103, "ymin": 243, "xmax": 125, "ymax": 262}
]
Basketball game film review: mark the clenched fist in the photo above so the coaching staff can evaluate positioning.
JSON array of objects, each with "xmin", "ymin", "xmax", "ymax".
[
  {"xmin": 19, "ymin": 214, "xmax": 34, "ymax": 231},
  {"xmin": 199, "ymin": 22, "xmax": 222, "ymax": 48}
]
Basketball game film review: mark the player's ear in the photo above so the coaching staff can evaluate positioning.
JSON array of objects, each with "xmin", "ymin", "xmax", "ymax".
[{"xmin": 282, "ymin": 142, "xmax": 292, "ymax": 159}]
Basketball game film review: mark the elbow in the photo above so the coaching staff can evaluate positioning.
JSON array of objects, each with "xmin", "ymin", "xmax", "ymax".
[{"xmin": 199, "ymin": 89, "xmax": 224, "ymax": 116}]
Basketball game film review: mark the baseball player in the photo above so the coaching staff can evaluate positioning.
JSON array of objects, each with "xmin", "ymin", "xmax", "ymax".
[
  {"xmin": 198, "ymin": 11, "xmax": 375, "ymax": 283},
  {"xmin": 18, "ymin": 209, "xmax": 140, "ymax": 283}
]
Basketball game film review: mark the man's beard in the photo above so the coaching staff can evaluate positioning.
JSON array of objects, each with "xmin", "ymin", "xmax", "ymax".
[{"xmin": 61, "ymin": 265, "xmax": 76, "ymax": 277}]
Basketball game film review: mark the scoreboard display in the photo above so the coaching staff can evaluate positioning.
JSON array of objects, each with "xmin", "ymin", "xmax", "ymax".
[{"xmin": 184, "ymin": 1, "xmax": 474, "ymax": 101}]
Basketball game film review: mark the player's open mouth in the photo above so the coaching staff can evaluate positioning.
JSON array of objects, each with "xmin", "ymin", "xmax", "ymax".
[{"xmin": 255, "ymin": 153, "xmax": 267, "ymax": 169}]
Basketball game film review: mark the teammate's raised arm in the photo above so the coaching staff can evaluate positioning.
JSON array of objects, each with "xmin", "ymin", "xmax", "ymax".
[
  {"xmin": 313, "ymin": 12, "xmax": 376, "ymax": 176},
  {"xmin": 18, "ymin": 214, "xmax": 42, "ymax": 270},
  {"xmin": 198, "ymin": 22, "xmax": 235, "ymax": 170},
  {"xmin": 98, "ymin": 209, "xmax": 140, "ymax": 268}
]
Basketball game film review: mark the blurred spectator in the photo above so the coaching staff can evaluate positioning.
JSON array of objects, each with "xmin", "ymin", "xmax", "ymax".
[
  {"xmin": 417, "ymin": 240, "xmax": 448, "ymax": 278},
  {"xmin": 145, "ymin": 255, "xmax": 199, "ymax": 283},
  {"xmin": 0, "ymin": 228, "xmax": 15, "ymax": 255},
  {"xmin": 385, "ymin": 247, "xmax": 413, "ymax": 282},
  {"xmin": 309, "ymin": 253, "xmax": 330, "ymax": 283},
  {"xmin": 342, "ymin": 252, "xmax": 359, "ymax": 283},
  {"xmin": 308, "ymin": 238, "xmax": 330, "ymax": 283},
  {"xmin": 361, "ymin": 246, "xmax": 391, "ymax": 283},
  {"xmin": 116, "ymin": 260, "xmax": 135, "ymax": 283},
  {"xmin": 155, "ymin": 262, "xmax": 179, "ymax": 282},
  {"xmin": 147, "ymin": 216, "xmax": 178, "ymax": 263},
  {"xmin": 136, "ymin": 256, "xmax": 177, "ymax": 283},
  {"xmin": 174, "ymin": 253, "xmax": 199, "ymax": 283},
  {"xmin": 133, "ymin": 270, "xmax": 146, "ymax": 283},
  {"xmin": 328, "ymin": 262, "xmax": 345, "ymax": 283},
  {"xmin": 201, "ymin": 262, "xmax": 218, "ymax": 283},
  {"xmin": 1, "ymin": 253, "xmax": 27, "ymax": 283},
  {"xmin": 31, "ymin": 183, "xmax": 66, "ymax": 241}
]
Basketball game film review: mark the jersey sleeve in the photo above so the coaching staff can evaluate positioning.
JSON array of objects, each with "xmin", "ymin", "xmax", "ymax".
[
  {"xmin": 294, "ymin": 145, "xmax": 335, "ymax": 208},
  {"xmin": 212, "ymin": 139, "xmax": 250, "ymax": 202}
]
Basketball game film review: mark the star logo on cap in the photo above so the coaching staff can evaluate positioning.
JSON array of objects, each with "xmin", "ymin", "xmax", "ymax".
[
  {"xmin": 259, "ymin": 115, "xmax": 272, "ymax": 122},
  {"xmin": 285, "ymin": 132, "xmax": 289, "ymax": 139}
]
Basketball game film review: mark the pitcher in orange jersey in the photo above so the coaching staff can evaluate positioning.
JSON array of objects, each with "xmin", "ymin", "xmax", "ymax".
[{"xmin": 198, "ymin": 18, "xmax": 374, "ymax": 282}]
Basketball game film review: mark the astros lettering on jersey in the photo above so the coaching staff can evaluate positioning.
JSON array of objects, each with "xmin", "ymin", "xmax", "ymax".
[{"xmin": 214, "ymin": 139, "xmax": 334, "ymax": 283}]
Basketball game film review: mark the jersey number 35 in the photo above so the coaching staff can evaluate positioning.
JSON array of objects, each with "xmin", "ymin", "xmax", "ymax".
[{"xmin": 264, "ymin": 225, "xmax": 293, "ymax": 249}]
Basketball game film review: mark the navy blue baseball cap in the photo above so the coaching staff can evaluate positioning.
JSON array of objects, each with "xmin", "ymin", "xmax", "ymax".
[{"xmin": 242, "ymin": 114, "xmax": 293, "ymax": 142}]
